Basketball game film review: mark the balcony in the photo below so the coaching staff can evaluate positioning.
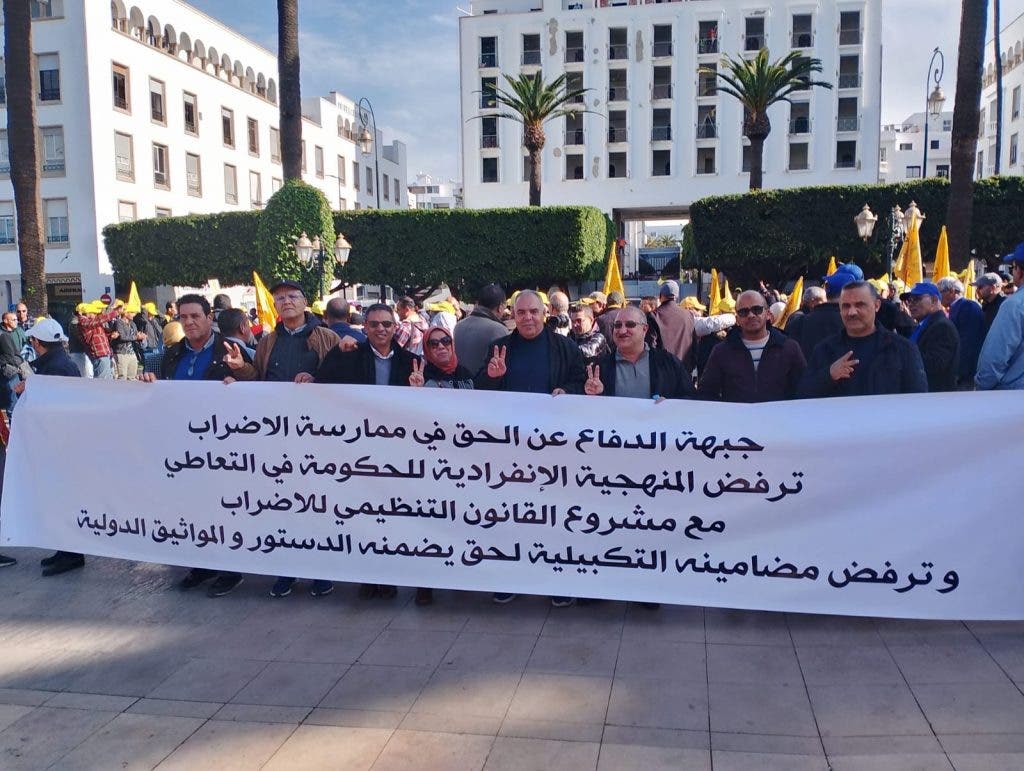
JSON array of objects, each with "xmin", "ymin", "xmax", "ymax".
[
  {"xmin": 608, "ymin": 127, "xmax": 628, "ymax": 142},
  {"xmin": 114, "ymin": 95, "xmax": 128, "ymax": 110},
  {"xmin": 42, "ymin": 159, "xmax": 65, "ymax": 173},
  {"xmin": 480, "ymin": 94, "xmax": 497, "ymax": 109},
  {"xmin": 521, "ymin": 50, "xmax": 541, "ymax": 66},
  {"xmin": 39, "ymin": 88, "xmax": 61, "ymax": 101},
  {"xmin": 698, "ymin": 78, "xmax": 717, "ymax": 98},
  {"xmin": 481, "ymin": 135, "xmax": 498, "ymax": 149},
  {"xmin": 836, "ymin": 158, "xmax": 857, "ymax": 169},
  {"xmin": 696, "ymin": 121, "xmax": 717, "ymax": 139},
  {"xmin": 187, "ymin": 174, "xmax": 201, "ymax": 195},
  {"xmin": 608, "ymin": 87, "xmax": 628, "ymax": 102},
  {"xmin": 651, "ymin": 126, "xmax": 672, "ymax": 141},
  {"xmin": 565, "ymin": 129, "xmax": 584, "ymax": 145},
  {"xmin": 652, "ymin": 41, "xmax": 673, "ymax": 57},
  {"xmin": 154, "ymin": 170, "xmax": 168, "ymax": 186},
  {"xmin": 744, "ymin": 34, "xmax": 765, "ymax": 52},
  {"xmin": 652, "ymin": 84, "xmax": 672, "ymax": 100},
  {"xmin": 608, "ymin": 44, "xmax": 628, "ymax": 60},
  {"xmin": 792, "ymin": 32, "xmax": 813, "ymax": 48},
  {"xmin": 839, "ymin": 28, "xmax": 861, "ymax": 45},
  {"xmin": 788, "ymin": 117, "xmax": 810, "ymax": 134},
  {"xmin": 837, "ymin": 117, "xmax": 860, "ymax": 132},
  {"xmin": 698, "ymin": 37, "xmax": 719, "ymax": 55},
  {"xmin": 838, "ymin": 73, "xmax": 861, "ymax": 89},
  {"xmin": 479, "ymin": 53, "xmax": 498, "ymax": 68},
  {"xmin": 565, "ymin": 46, "xmax": 585, "ymax": 63}
]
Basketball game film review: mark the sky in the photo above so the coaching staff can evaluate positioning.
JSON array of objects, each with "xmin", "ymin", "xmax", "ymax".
[{"xmin": 188, "ymin": 0, "xmax": 1024, "ymax": 184}]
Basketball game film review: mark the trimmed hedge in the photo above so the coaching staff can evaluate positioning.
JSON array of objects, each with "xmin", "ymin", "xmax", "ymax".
[
  {"xmin": 103, "ymin": 205, "xmax": 611, "ymax": 297},
  {"xmin": 688, "ymin": 176, "xmax": 1024, "ymax": 286},
  {"xmin": 256, "ymin": 180, "xmax": 336, "ymax": 298}
]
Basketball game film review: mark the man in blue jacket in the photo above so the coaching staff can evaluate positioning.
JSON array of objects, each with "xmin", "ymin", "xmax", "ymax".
[
  {"xmin": 936, "ymin": 276, "xmax": 984, "ymax": 388},
  {"xmin": 798, "ymin": 281, "xmax": 927, "ymax": 398},
  {"xmin": 976, "ymin": 244, "xmax": 1024, "ymax": 390}
]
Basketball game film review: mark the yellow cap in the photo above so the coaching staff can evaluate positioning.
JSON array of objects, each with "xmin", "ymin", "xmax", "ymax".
[
  {"xmin": 310, "ymin": 299, "xmax": 327, "ymax": 316},
  {"xmin": 682, "ymin": 296, "xmax": 707, "ymax": 311},
  {"xmin": 143, "ymin": 301, "xmax": 159, "ymax": 315}
]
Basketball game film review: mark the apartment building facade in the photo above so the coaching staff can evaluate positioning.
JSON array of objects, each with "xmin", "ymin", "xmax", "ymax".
[
  {"xmin": 0, "ymin": 0, "xmax": 407, "ymax": 310},
  {"xmin": 408, "ymin": 173, "xmax": 465, "ymax": 209},
  {"xmin": 979, "ymin": 11, "xmax": 1024, "ymax": 179},
  {"xmin": 878, "ymin": 111, "xmax": 952, "ymax": 183}
]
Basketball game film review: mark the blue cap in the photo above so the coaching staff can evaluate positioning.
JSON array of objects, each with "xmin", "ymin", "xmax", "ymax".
[
  {"xmin": 1001, "ymin": 242, "xmax": 1024, "ymax": 264},
  {"xmin": 825, "ymin": 271, "xmax": 857, "ymax": 297},
  {"xmin": 833, "ymin": 263, "xmax": 865, "ymax": 281},
  {"xmin": 899, "ymin": 282, "xmax": 941, "ymax": 301}
]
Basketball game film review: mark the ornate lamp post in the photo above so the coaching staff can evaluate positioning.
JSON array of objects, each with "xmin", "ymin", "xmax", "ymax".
[
  {"xmin": 357, "ymin": 97, "xmax": 382, "ymax": 210},
  {"xmin": 295, "ymin": 231, "xmax": 352, "ymax": 295},
  {"xmin": 922, "ymin": 47, "xmax": 946, "ymax": 177},
  {"xmin": 853, "ymin": 203, "xmax": 878, "ymax": 266}
]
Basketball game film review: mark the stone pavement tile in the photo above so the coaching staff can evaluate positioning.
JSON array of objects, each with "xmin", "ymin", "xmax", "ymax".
[
  {"xmin": 0, "ymin": 704, "xmax": 34, "ymax": 733},
  {"xmin": 263, "ymin": 725, "xmax": 392, "ymax": 771},
  {"xmin": 147, "ymin": 657, "xmax": 268, "ymax": 703},
  {"xmin": 305, "ymin": 708, "xmax": 405, "ymax": 729},
  {"xmin": 438, "ymin": 631, "xmax": 537, "ymax": 672},
  {"xmin": 603, "ymin": 725, "xmax": 710, "ymax": 750},
  {"xmin": 807, "ymin": 683, "xmax": 932, "ymax": 737},
  {"xmin": 460, "ymin": 601, "xmax": 550, "ymax": 636},
  {"xmin": 484, "ymin": 736, "xmax": 599, "ymax": 771},
  {"xmin": 498, "ymin": 718, "xmax": 604, "ymax": 742},
  {"xmin": 154, "ymin": 719, "xmax": 295, "ymax": 770},
  {"xmin": 823, "ymin": 735, "xmax": 945, "ymax": 756},
  {"xmin": 387, "ymin": 604, "xmax": 472, "ymax": 632},
  {"xmin": 795, "ymin": 644, "xmax": 905, "ymax": 686},
  {"xmin": 712, "ymin": 732, "xmax": 824, "ymax": 755},
  {"xmin": 597, "ymin": 743, "xmax": 710, "ymax": 770},
  {"xmin": 606, "ymin": 676, "xmax": 708, "ymax": 731},
  {"xmin": 947, "ymin": 753, "xmax": 1024, "ymax": 770},
  {"xmin": 359, "ymin": 629, "xmax": 459, "ymax": 668},
  {"xmin": 370, "ymin": 729, "xmax": 494, "ymax": 771},
  {"xmin": 709, "ymin": 682, "xmax": 817, "ymax": 736},
  {"xmin": 230, "ymin": 660, "xmax": 348, "ymax": 707},
  {"xmin": 0, "ymin": 706, "xmax": 118, "ymax": 770},
  {"xmin": 189, "ymin": 618, "xmax": 302, "ymax": 661},
  {"xmin": 888, "ymin": 644, "xmax": 1010, "ymax": 684},
  {"xmin": 126, "ymin": 698, "xmax": 223, "ymax": 719},
  {"xmin": 705, "ymin": 609, "xmax": 791, "ymax": 646},
  {"xmin": 711, "ymin": 750, "xmax": 829, "ymax": 770},
  {"xmin": 279, "ymin": 625, "xmax": 381, "ymax": 664},
  {"xmin": 911, "ymin": 682, "xmax": 1024, "ymax": 733},
  {"xmin": 828, "ymin": 755, "xmax": 953, "ymax": 770},
  {"xmin": 874, "ymin": 619, "xmax": 973, "ymax": 646},
  {"xmin": 319, "ymin": 664, "xmax": 433, "ymax": 712},
  {"xmin": 507, "ymin": 673, "xmax": 612, "ymax": 726},
  {"xmin": 54, "ymin": 713, "xmax": 204, "ymax": 770},
  {"xmin": 0, "ymin": 647, "xmax": 93, "ymax": 692},
  {"xmin": 213, "ymin": 704, "xmax": 311, "ymax": 723},
  {"xmin": 64, "ymin": 649, "xmax": 193, "ymax": 697},
  {"xmin": 620, "ymin": 604, "xmax": 705, "ymax": 643},
  {"xmin": 964, "ymin": 621, "xmax": 1024, "ymax": 640},
  {"xmin": 0, "ymin": 688, "xmax": 54, "ymax": 707},
  {"xmin": 44, "ymin": 692, "xmax": 137, "ymax": 712},
  {"xmin": 614, "ymin": 639, "xmax": 706, "ymax": 681},
  {"xmin": 400, "ymin": 711, "xmax": 503, "ymax": 736},
  {"xmin": 937, "ymin": 734, "xmax": 1024, "ymax": 756},
  {"xmin": 707, "ymin": 643, "xmax": 802, "ymax": 685},
  {"xmin": 540, "ymin": 602, "xmax": 626, "ymax": 638},
  {"xmin": 978, "ymin": 635, "xmax": 1024, "ymax": 681},
  {"xmin": 526, "ymin": 634, "xmax": 620, "ymax": 676},
  {"xmin": 411, "ymin": 668, "xmax": 520, "ymax": 719},
  {"xmin": 786, "ymin": 613, "xmax": 883, "ymax": 647}
]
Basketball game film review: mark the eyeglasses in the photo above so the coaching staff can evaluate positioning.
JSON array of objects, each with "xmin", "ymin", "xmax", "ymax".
[
  {"xmin": 904, "ymin": 295, "xmax": 929, "ymax": 304},
  {"xmin": 613, "ymin": 320, "xmax": 643, "ymax": 329},
  {"xmin": 366, "ymin": 319, "xmax": 395, "ymax": 329},
  {"xmin": 427, "ymin": 336, "xmax": 453, "ymax": 349},
  {"xmin": 736, "ymin": 306, "xmax": 765, "ymax": 317},
  {"xmin": 273, "ymin": 293, "xmax": 304, "ymax": 304}
]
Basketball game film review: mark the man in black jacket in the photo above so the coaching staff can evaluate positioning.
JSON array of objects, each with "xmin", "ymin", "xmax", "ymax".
[
  {"xmin": 903, "ymin": 282, "xmax": 960, "ymax": 393},
  {"xmin": 798, "ymin": 281, "xmax": 927, "ymax": 398},
  {"xmin": 788, "ymin": 271, "xmax": 853, "ymax": 360}
]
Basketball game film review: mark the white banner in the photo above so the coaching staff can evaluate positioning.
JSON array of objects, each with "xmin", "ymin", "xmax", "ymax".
[{"xmin": 2, "ymin": 377, "xmax": 1022, "ymax": 620}]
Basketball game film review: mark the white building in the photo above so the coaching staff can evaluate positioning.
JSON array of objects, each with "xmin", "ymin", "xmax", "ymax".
[
  {"xmin": 878, "ymin": 111, "xmax": 952, "ymax": 183},
  {"xmin": 0, "ymin": 0, "xmax": 407, "ymax": 312},
  {"xmin": 408, "ymin": 173, "xmax": 464, "ymax": 209},
  {"xmin": 979, "ymin": 11, "xmax": 1024, "ymax": 179},
  {"xmin": 459, "ymin": 0, "xmax": 883, "ymax": 260}
]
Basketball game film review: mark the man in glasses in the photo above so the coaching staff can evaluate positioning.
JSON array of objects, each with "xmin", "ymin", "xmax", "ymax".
[
  {"xmin": 568, "ymin": 302, "xmax": 609, "ymax": 364},
  {"xmin": 697, "ymin": 291, "xmax": 806, "ymax": 402},
  {"xmin": 902, "ymin": 282, "xmax": 960, "ymax": 393}
]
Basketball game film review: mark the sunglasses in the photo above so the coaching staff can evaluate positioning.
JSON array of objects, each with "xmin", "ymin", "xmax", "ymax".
[
  {"xmin": 366, "ymin": 319, "xmax": 395, "ymax": 329},
  {"xmin": 427, "ymin": 336, "xmax": 453, "ymax": 349},
  {"xmin": 736, "ymin": 305, "xmax": 765, "ymax": 317},
  {"xmin": 613, "ymin": 320, "xmax": 643, "ymax": 329}
]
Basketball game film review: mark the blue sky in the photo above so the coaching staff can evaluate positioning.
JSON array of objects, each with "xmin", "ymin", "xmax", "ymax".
[{"xmin": 189, "ymin": 1, "xmax": 1024, "ymax": 184}]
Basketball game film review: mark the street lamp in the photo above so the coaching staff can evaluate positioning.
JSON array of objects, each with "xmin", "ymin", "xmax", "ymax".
[
  {"xmin": 922, "ymin": 46, "xmax": 945, "ymax": 178},
  {"xmin": 294, "ymin": 231, "xmax": 352, "ymax": 294},
  {"xmin": 853, "ymin": 203, "xmax": 878, "ymax": 266},
  {"xmin": 902, "ymin": 200, "xmax": 925, "ymax": 231},
  {"xmin": 357, "ymin": 97, "xmax": 382, "ymax": 210},
  {"xmin": 887, "ymin": 204, "xmax": 906, "ymax": 277}
]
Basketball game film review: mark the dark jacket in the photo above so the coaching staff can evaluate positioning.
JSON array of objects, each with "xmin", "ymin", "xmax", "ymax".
[
  {"xmin": 652, "ymin": 300, "xmax": 695, "ymax": 368},
  {"xmin": 454, "ymin": 306, "xmax": 508, "ymax": 377},
  {"xmin": 877, "ymin": 299, "xmax": 916, "ymax": 338},
  {"xmin": 798, "ymin": 325, "xmax": 928, "ymax": 398},
  {"xmin": 476, "ymin": 326, "xmax": 586, "ymax": 394},
  {"xmin": 315, "ymin": 340, "xmax": 419, "ymax": 386},
  {"xmin": 160, "ymin": 333, "xmax": 248, "ymax": 381},
  {"xmin": 594, "ymin": 347, "xmax": 695, "ymax": 399},
  {"xmin": 947, "ymin": 297, "xmax": 985, "ymax": 382},
  {"xmin": 595, "ymin": 307, "xmax": 620, "ymax": 342},
  {"xmin": 0, "ymin": 331, "xmax": 23, "ymax": 379},
  {"xmin": 982, "ymin": 293, "xmax": 1006, "ymax": 332},
  {"xmin": 30, "ymin": 346, "xmax": 81, "ymax": 378},
  {"xmin": 424, "ymin": 362, "xmax": 475, "ymax": 389},
  {"xmin": 790, "ymin": 302, "xmax": 844, "ymax": 361},
  {"xmin": 915, "ymin": 311, "xmax": 960, "ymax": 393},
  {"xmin": 697, "ymin": 326, "xmax": 807, "ymax": 403}
]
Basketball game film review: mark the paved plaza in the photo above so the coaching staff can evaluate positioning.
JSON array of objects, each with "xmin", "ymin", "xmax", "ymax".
[{"xmin": 0, "ymin": 550, "xmax": 1021, "ymax": 770}]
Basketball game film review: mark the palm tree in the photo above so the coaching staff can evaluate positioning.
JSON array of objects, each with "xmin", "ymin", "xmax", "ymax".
[
  {"xmin": 708, "ymin": 49, "xmax": 831, "ymax": 190},
  {"xmin": 277, "ymin": 0, "xmax": 302, "ymax": 181},
  {"xmin": 946, "ymin": 0, "xmax": 989, "ymax": 269},
  {"xmin": 3, "ymin": 1, "xmax": 46, "ymax": 315},
  {"xmin": 489, "ymin": 73, "xmax": 590, "ymax": 206}
]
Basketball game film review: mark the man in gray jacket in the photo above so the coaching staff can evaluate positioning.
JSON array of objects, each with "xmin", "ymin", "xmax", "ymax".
[{"xmin": 454, "ymin": 283, "xmax": 508, "ymax": 375}]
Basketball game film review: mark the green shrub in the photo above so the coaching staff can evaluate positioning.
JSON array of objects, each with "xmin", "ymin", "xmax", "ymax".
[{"xmin": 256, "ymin": 180, "xmax": 336, "ymax": 297}]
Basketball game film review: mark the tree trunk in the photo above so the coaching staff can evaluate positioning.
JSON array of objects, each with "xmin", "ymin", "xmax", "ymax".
[
  {"xmin": 4, "ymin": 2, "xmax": 46, "ymax": 316},
  {"xmin": 277, "ymin": 0, "xmax": 302, "ymax": 181},
  {"xmin": 994, "ymin": 0, "xmax": 1002, "ymax": 174},
  {"xmin": 747, "ymin": 135, "xmax": 766, "ymax": 190},
  {"xmin": 946, "ymin": 0, "xmax": 989, "ymax": 269},
  {"xmin": 524, "ymin": 123, "xmax": 545, "ymax": 206}
]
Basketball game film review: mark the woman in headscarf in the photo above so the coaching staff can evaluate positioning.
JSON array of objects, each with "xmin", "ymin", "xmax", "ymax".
[{"xmin": 412, "ymin": 326, "xmax": 474, "ymax": 389}]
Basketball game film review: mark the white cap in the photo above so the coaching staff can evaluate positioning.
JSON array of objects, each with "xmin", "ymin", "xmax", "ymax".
[{"xmin": 26, "ymin": 318, "xmax": 68, "ymax": 343}]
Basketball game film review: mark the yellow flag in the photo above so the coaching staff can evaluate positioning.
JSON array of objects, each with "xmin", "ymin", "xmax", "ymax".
[
  {"xmin": 932, "ymin": 226, "xmax": 951, "ymax": 283},
  {"xmin": 602, "ymin": 241, "xmax": 625, "ymax": 297},
  {"xmin": 826, "ymin": 256, "xmax": 838, "ymax": 276},
  {"xmin": 961, "ymin": 261, "xmax": 976, "ymax": 301},
  {"xmin": 777, "ymin": 276, "xmax": 803, "ymax": 330},
  {"xmin": 708, "ymin": 268, "xmax": 721, "ymax": 314},
  {"xmin": 252, "ymin": 271, "xmax": 277, "ymax": 329},
  {"xmin": 125, "ymin": 281, "xmax": 141, "ymax": 313},
  {"xmin": 903, "ymin": 213, "xmax": 923, "ymax": 286},
  {"xmin": 722, "ymin": 279, "xmax": 734, "ymax": 305}
]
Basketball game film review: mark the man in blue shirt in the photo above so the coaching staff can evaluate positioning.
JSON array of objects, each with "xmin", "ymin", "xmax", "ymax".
[{"xmin": 976, "ymin": 244, "xmax": 1024, "ymax": 390}]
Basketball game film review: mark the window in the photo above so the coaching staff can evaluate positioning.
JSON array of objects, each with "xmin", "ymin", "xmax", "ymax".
[
  {"xmin": 839, "ymin": 11, "xmax": 861, "ymax": 45},
  {"xmin": 565, "ymin": 114, "xmax": 583, "ymax": 145},
  {"xmin": 152, "ymin": 143, "xmax": 169, "ymax": 188},
  {"xmin": 565, "ymin": 31, "xmax": 584, "ymax": 63},
  {"xmin": 696, "ymin": 147, "xmax": 716, "ymax": 174},
  {"xmin": 608, "ymin": 69, "xmax": 627, "ymax": 101},
  {"xmin": 652, "ymin": 108, "xmax": 671, "ymax": 141},
  {"xmin": 789, "ymin": 142, "xmax": 809, "ymax": 170},
  {"xmin": 1013, "ymin": 87, "xmax": 1021, "ymax": 120},
  {"xmin": 609, "ymin": 151, "xmax": 627, "ymax": 178},
  {"xmin": 480, "ymin": 77, "xmax": 497, "ymax": 109},
  {"xmin": 482, "ymin": 157, "xmax": 499, "ymax": 183},
  {"xmin": 836, "ymin": 140, "xmax": 857, "ymax": 168},
  {"xmin": 249, "ymin": 171, "xmax": 262, "ymax": 207},
  {"xmin": 339, "ymin": 197, "xmax": 348, "ymax": 210},
  {"xmin": 221, "ymin": 108, "xmax": 234, "ymax": 147},
  {"xmin": 223, "ymin": 164, "xmax": 238, "ymax": 204},
  {"xmin": 566, "ymin": 153, "xmax": 584, "ymax": 179},
  {"xmin": 930, "ymin": 139, "xmax": 940, "ymax": 150},
  {"xmin": 789, "ymin": 102, "xmax": 810, "ymax": 134},
  {"xmin": 879, "ymin": 147, "xmax": 887, "ymax": 162},
  {"xmin": 698, "ymin": 64, "xmax": 717, "ymax": 97},
  {"xmin": 744, "ymin": 16, "xmax": 765, "ymax": 52},
  {"xmin": 943, "ymin": 118, "xmax": 952, "ymax": 131},
  {"xmin": 37, "ymin": 54, "xmax": 60, "ymax": 101},
  {"xmin": 837, "ymin": 97, "xmax": 859, "ymax": 131},
  {"xmin": 271, "ymin": 177, "xmax": 282, "ymax": 194},
  {"xmin": 698, "ymin": 21, "xmax": 719, "ymax": 54},
  {"xmin": 383, "ymin": 172, "xmax": 390, "ymax": 200},
  {"xmin": 31, "ymin": 0, "xmax": 64, "ymax": 19},
  {"xmin": 155, "ymin": 207, "xmax": 172, "ymax": 218},
  {"xmin": 353, "ymin": 160, "xmax": 360, "ymax": 190},
  {"xmin": 44, "ymin": 198, "xmax": 69, "ymax": 243},
  {"xmin": 301, "ymin": 140, "xmax": 306, "ymax": 172},
  {"xmin": 480, "ymin": 36, "xmax": 497, "ymax": 68},
  {"xmin": 652, "ymin": 66, "xmax": 672, "ymax": 100},
  {"xmin": 608, "ymin": 110, "xmax": 627, "ymax": 142},
  {"xmin": 337, "ymin": 156, "xmax": 347, "ymax": 185},
  {"xmin": 652, "ymin": 25, "xmax": 672, "ymax": 57},
  {"xmin": 393, "ymin": 178, "xmax": 400, "ymax": 205},
  {"xmin": 183, "ymin": 92, "xmax": 198, "ymax": 135},
  {"xmin": 936, "ymin": 164, "xmax": 950, "ymax": 178},
  {"xmin": 270, "ymin": 127, "xmax": 281, "ymax": 163},
  {"xmin": 899, "ymin": 142, "xmax": 913, "ymax": 151},
  {"xmin": 522, "ymin": 33, "xmax": 541, "ymax": 65},
  {"xmin": 247, "ymin": 118, "xmax": 259, "ymax": 155},
  {"xmin": 149, "ymin": 78, "xmax": 165, "ymax": 123},
  {"xmin": 652, "ymin": 149, "xmax": 671, "ymax": 176},
  {"xmin": 792, "ymin": 14, "xmax": 813, "ymax": 48},
  {"xmin": 905, "ymin": 165, "xmax": 922, "ymax": 178},
  {"xmin": 117, "ymin": 201, "xmax": 136, "ymax": 223},
  {"xmin": 314, "ymin": 145, "xmax": 324, "ymax": 178},
  {"xmin": 366, "ymin": 166, "xmax": 374, "ymax": 194},
  {"xmin": 114, "ymin": 132, "xmax": 134, "ymax": 181},
  {"xmin": 0, "ymin": 201, "xmax": 15, "ymax": 246},
  {"xmin": 1011, "ymin": 133, "xmax": 1019, "ymax": 166},
  {"xmin": 0, "ymin": 130, "xmax": 8, "ymax": 174},
  {"xmin": 609, "ymin": 27, "xmax": 627, "ymax": 60},
  {"xmin": 482, "ymin": 116, "xmax": 498, "ymax": 148},
  {"xmin": 697, "ymin": 105, "xmax": 716, "ymax": 138},
  {"xmin": 186, "ymin": 153, "xmax": 201, "ymax": 196},
  {"xmin": 838, "ymin": 55, "xmax": 860, "ymax": 88},
  {"xmin": 40, "ymin": 126, "xmax": 64, "ymax": 173},
  {"xmin": 976, "ymin": 151, "xmax": 984, "ymax": 178}
]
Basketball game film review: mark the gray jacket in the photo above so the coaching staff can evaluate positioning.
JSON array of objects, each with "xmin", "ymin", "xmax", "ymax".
[{"xmin": 455, "ymin": 307, "xmax": 508, "ymax": 376}]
